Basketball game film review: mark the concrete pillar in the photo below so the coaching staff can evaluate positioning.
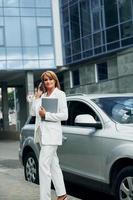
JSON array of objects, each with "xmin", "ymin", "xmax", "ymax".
[
  {"xmin": 25, "ymin": 71, "xmax": 34, "ymax": 116},
  {"xmin": 1, "ymin": 82, "xmax": 9, "ymax": 130}
]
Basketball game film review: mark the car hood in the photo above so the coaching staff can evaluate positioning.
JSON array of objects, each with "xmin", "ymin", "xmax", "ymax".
[{"xmin": 116, "ymin": 123, "xmax": 133, "ymax": 134}]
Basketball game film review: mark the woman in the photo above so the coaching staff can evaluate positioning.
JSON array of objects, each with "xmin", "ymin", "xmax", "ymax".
[{"xmin": 31, "ymin": 71, "xmax": 68, "ymax": 200}]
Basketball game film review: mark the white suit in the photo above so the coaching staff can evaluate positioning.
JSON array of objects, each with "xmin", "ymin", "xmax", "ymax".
[{"xmin": 31, "ymin": 87, "xmax": 68, "ymax": 200}]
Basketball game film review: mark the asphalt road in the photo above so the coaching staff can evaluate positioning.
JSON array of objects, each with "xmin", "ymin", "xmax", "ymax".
[{"xmin": 0, "ymin": 140, "xmax": 115, "ymax": 200}]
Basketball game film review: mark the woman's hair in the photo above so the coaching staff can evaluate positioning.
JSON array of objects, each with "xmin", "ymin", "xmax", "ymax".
[{"xmin": 41, "ymin": 70, "xmax": 60, "ymax": 91}]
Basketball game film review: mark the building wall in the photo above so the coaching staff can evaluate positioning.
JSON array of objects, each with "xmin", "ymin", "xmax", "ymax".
[{"xmin": 63, "ymin": 48, "xmax": 133, "ymax": 95}]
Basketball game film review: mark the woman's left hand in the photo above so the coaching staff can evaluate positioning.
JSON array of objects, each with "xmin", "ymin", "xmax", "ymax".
[{"xmin": 39, "ymin": 106, "xmax": 46, "ymax": 118}]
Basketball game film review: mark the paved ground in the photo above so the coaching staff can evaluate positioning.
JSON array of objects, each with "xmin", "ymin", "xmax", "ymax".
[{"xmin": 0, "ymin": 140, "xmax": 80, "ymax": 200}]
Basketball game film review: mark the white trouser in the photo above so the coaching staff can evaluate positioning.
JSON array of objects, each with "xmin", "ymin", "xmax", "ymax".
[{"xmin": 39, "ymin": 145, "xmax": 66, "ymax": 200}]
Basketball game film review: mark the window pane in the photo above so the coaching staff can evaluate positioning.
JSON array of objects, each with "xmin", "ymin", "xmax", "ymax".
[
  {"xmin": 0, "ymin": 8, "xmax": 3, "ymax": 16},
  {"xmin": 36, "ymin": 9, "xmax": 51, "ymax": 17},
  {"xmin": 97, "ymin": 62, "xmax": 108, "ymax": 81},
  {"xmin": 0, "ymin": 17, "xmax": 3, "ymax": 26},
  {"xmin": 119, "ymin": 0, "xmax": 132, "ymax": 22},
  {"xmin": 70, "ymin": 4, "xmax": 80, "ymax": 40},
  {"xmin": 3, "ymin": 0, "xmax": 19, "ymax": 7},
  {"xmin": 7, "ymin": 60, "xmax": 23, "ymax": 69},
  {"xmin": 20, "ymin": 0, "xmax": 35, "ymax": 7},
  {"xmin": 23, "ymin": 60, "xmax": 39, "ymax": 69},
  {"xmin": 39, "ymin": 60, "xmax": 55, "ymax": 68},
  {"xmin": 63, "ymin": 25, "xmax": 70, "ymax": 43},
  {"xmin": 0, "ymin": 27, "xmax": 4, "ymax": 46},
  {"xmin": 39, "ymin": 46, "xmax": 54, "ymax": 59},
  {"xmin": 20, "ymin": 8, "xmax": 35, "ymax": 16},
  {"xmin": 93, "ymin": 11, "xmax": 101, "ymax": 31},
  {"xmin": 65, "ymin": 44, "xmax": 71, "ymax": 57},
  {"xmin": 82, "ymin": 35, "xmax": 92, "ymax": 50},
  {"xmin": 7, "ymin": 48, "xmax": 22, "ymax": 59},
  {"xmin": 38, "ymin": 27, "xmax": 52, "ymax": 45},
  {"xmin": 23, "ymin": 47, "xmax": 38, "ymax": 59},
  {"xmin": 0, "ymin": 0, "xmax": 2, "ymax": 7},
  {"xmin": 104, "ymin": 0, "xmax": 118, "ymax": 27},
  {"xmin": 5, "ymin": 17, "xmax": 21, "ymax": 46},
  {"xmin": 35, "ymin": 0, "xmax": 51, "ymax": 8},
  {"xmin": 72, "ymin": 69, "xmax": 80, "ymax": 86},
  {"xmin": 4, "ymin": 8, "xmax": 19, "ymax": 16},
  {"xmin": 37, "ymin": 17, "xmax": 52, "ymax": 26},
  {"xmin": 80, "ymin": 0, "xmax": 91, "ymax": 36},
  {"xmin": 0, "ymin": 47, "xmax": 6, "ymax": 60},
  {"xmin": 21, "ymin": 17, "xmax": 37, "ymax": 46},
  {"xmin": 93, "ymin": 32, "xmax": 101, "ymax": 47},
  {"xmin": 72, "ymin": 39, "xmax": 81, "ymax": 54},
  {"xmin": 0, "ymin": 61, "xmax": 6, "ymax": 69},
  {"xmin": 62, "ymin": 7, "xmax": 69, "ymax": 24},
  {"xmin": 121, "ymin": 21, "xmax": 133, "ymax": 39},
  {"xmin": 106, "ymin": 26, "xmax": 119, "ymax": 43}
]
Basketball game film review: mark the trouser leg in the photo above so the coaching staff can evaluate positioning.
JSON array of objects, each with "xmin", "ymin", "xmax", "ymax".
[
  {"xmin": 51, "ymin": 150, "xmax": 66, "ymax": 196},
  {"xmin": 39, "ymin": 145, "xmax": 57, "ymax": 200}
]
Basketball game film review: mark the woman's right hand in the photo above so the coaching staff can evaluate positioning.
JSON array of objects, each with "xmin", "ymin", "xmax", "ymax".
[{"xmin": 34, "ymin": 88, "xmax": 43, "ymax": 99}]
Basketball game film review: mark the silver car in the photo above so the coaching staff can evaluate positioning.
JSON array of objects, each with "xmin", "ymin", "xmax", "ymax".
[{"xmin": 19, "ymin": 93, "xmax": 133, "ymax": 200}]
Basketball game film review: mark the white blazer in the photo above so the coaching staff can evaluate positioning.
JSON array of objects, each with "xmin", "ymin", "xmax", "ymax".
[{"xmin": 30, "ymin": 87, "xmax": 68, "ymax": 145}]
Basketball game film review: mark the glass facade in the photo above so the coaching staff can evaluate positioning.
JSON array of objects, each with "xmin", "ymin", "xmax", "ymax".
[
  {"xmin": 60, "ymin": 0, "xmax": 133, "ymax": 65},
  {"xmin": 0, "ymin": 0, "xmax": 55, "ymax": 70}
]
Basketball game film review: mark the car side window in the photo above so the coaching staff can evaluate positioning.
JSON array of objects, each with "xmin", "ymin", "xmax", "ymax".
[
  {"xmin": 28, "ymin": 116, "xmax": 36, "ymax": 124},
  {"xmin": 64, "ymin": 100, "xmax": 100, "ymax": 126}
]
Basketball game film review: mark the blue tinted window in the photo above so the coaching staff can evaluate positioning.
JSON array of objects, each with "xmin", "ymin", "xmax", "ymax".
[
  {"xmin": 0, "ymin": 27, "xmax": 4, "ymax": 46},
  {"xmin": 3, "ymin": 0, "xmax": 19, "ymax": 7},
  {"xmin": 0, "ymin": 47, "xmax": 6, "ymax": 60},
  {"xmin": 7, "ymin": 60, "xmax": 23, "ymax": 69},
  {"xmin": 21, "ymin": 17, "xmax": 37, "ymax": 46},
  {"xmin": 5, "ymin": 17, "xmax": 21, "ymax": 46},
  {"xmin": 35, "ymin": 0, "xmax": 51, "ymax": 8},
  {"xmin": 36, "ymin": 8, "xmax": 51, "ymax": 17},
  {"xmin": 39, "ymin": 60, "xmax": 55, "ymax": 68},
  {"xmin": 20, "ymin": 8, "xmax": 35, "ymax": 16},
  {"xmin": 23, "ymin": 47, "xmax": 38, "ymax": 59},
  {"xmin": 97, "ymin": 62, "xmax": 108, "ymax": 81},
  {"xmin": 37, "ymin": 17, "xmax": 52, "ymax": 26},
  {"xmin": 7, "ymin": 48, "xmax": 22, "ymax": 59},
  {"xmin": 20, "ymin": 0, "xmax": 35, "ymax": 7},
  {"xmin": 39, "ymin": 46, "xmax": 54, "ymax": 59},
  {"xmin": 38, "ymin": 27, "xmax": 52, "ymax": 45},
  {"xmin": 23, "ymin": 60, "xmax": 39, "ymax": 69},
  {"xmin": 4, "ymin": 8, "xmax": 19, "ymax": 16}
]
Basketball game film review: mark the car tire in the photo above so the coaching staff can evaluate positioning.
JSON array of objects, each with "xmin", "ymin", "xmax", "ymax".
[
  {"xmin": 114, "ymin": 166, "xmax": 133, "ymax": 200},
  {"xmin": 23, "ymin": 151, "xmax": 39, "ymax": 184}
]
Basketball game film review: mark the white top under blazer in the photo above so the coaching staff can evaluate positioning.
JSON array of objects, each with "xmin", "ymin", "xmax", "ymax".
[{"xmin": 31, "ymin": 87, "xmax": 68, "ymax": 145}]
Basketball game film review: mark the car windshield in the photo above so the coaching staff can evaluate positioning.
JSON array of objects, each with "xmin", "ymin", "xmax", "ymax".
[{"xmin": 92, "ymin": 96, "xmax": 133, "ymax": 124}]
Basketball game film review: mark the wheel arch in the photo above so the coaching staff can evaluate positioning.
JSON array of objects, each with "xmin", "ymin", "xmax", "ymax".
[{"xmin": 109, "ymin": 158, "xmax": 133, "ymax": 193}]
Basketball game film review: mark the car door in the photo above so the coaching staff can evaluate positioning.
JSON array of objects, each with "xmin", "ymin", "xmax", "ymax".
[{"xmin": 58, "ymin": 99, "xmax": 104, "ymax": 181}]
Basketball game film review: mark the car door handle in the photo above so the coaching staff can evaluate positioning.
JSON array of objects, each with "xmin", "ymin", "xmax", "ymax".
[{"xmin": 63, "ymin": 136, "xmax": 67, "ymax": 142}]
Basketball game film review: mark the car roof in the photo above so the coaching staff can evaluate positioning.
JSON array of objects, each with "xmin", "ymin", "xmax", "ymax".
[{"xmin": 66, "ymin": 93, "xmax": 133, "ymax": 100}]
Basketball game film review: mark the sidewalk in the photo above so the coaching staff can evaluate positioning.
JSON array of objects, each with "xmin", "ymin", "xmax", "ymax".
[{"xmin": 0, "ymin": 140, "xmax": 81, "ymax": 200}]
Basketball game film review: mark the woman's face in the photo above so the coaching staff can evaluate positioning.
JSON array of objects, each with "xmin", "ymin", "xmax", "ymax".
[{"xmin": 43, "ymin": 74, "xmax": 56, "ymax": 90}]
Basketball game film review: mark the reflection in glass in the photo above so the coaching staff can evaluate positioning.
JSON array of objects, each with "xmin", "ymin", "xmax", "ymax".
[
  {"xmin": 0, "ymin": 47, "xmax": 6, "ymax": 60},
  {"xmin": 20, "ymin": 8, "xmax": 35, "ymax": 16},
  {"xmin": 5, "ymin": 17, "xmax": 21, "ymax": 46},
  {"xmin": 121, "ymin": 21, "xmax": 133, "ymax": 39},
  {"xmin": 21, "ymin": 17, "xmax": 37, "ymax": 46},
  {"xmin": 104, "ymin": 0, "xmax": 118, "ymax": 27},
  {"xmin": 0, "ymin": 27, "xmax": 4, "ymax": 46},
  {"xmin": 35, "ymin": 0, "xmax": 51, "ymax": 8},
  {"xmin": 39, "ymin": 59, "xmax": 55, "ymax": 68},
  {"xmin": 93, "ymin": 32, "xmax": 101, "ymax": 47},
  {"xmin": 64, "ymin": 25, "xmax": 70, "ymax": 43},
  {"xmin": 36, "ymin": 9, "xmax": 51, "ymax": 17},
  {"xmin": 118, "ymin": 0, "xmax": 132, "ymax": 22},
  {"xmin": 23, "ymin": 60, "xmax": 39, "ymax": 69},
  {"xmin": 0, "ymin": 61, "xmax": 6, "ymax": 69},
  {"xmin": 39, "ymin": 46, "xmax": 54, "ymax": 59},
  {"xmin": 0, "ymin": 17, "xmax": 3, "ymax": 26},
  {"xmin": 37, "ymin": 17, "xmax": 52, "ymax": 26},
  {"xmin": 62, "ymin": 7, "xmax": 69, "ymax": 24},
  {"xmin": 20, "ymin": 0, "xmax": 35, "ymax": 7},
  {"xmin": 0, "ymin": 8, "xmax": 3, "ymax": 16},
  {"xmin": 80, "ymin": 0, "xmax": 91, "ymax": 36},
  {"xmin": 65, "ymin": 44, "xmax": 71, "ymax": 57},
  {"xmin": 4, "ymin": 8, "xmax": 19, "ymax": 16},
  {"xmin": 72, "ymin": 39, "xmax": 81, "ymax": 54},
  {"xmin": 106, "ymin": 26, "xmax": 119, "ymax": 43},
  {"xmin": 82, "ymin": 35, "xmax": 92, "ymax": 51},
  {"xmin": 23, "ymin": 47, "xmax": 38, "ymax": 59},
  {"xmin": 7, "ymin": 60, "xmax": 23, "ymax": 69},
  {"xmin": 7, "ymin": 48, "xmax": 22, "ymax": 59},
  {"xmin": 38, "ymin": 27, "xmax": 52, "ymax": 45},
  {"xmin": 3, "ymin": 0, "xmax": 19, "ymax": 7},
  {"xmin": 70, "ymin": 4, "xmax": 80, "ymax": 41}
]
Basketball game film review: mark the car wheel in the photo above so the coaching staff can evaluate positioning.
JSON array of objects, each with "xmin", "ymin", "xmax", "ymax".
[
  {"xmin": 24, "ymin": 151, "xmax": 39, "ymax": 184},
  {"xmin": 115, "ymin": 166, "xmax": 133, "ymax": 200}
]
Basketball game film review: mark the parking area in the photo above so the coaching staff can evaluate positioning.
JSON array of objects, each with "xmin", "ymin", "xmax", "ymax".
[{"xmin": 0, "ymin": 140, "xmax": 80, "ymax": 200}]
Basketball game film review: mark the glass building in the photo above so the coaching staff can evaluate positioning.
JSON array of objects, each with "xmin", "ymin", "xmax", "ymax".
[
  {"xmin": 60, "ymin": 0, "xmax": 133, "ymax": 65},
  {"xmin": 0, "ymin": 0, "xmax": 55, "ymax": 70}
]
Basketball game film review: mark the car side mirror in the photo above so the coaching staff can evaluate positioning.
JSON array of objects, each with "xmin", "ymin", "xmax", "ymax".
[{"xmin": 75, "ymin": 114, "xmax": 102, "ymax": 129}]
